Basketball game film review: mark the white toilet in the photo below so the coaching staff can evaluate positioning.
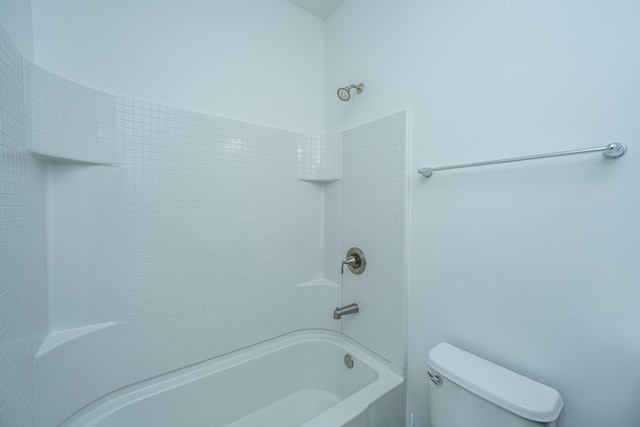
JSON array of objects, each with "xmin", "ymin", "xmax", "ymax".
[{"xmin": 427, "ymin": 342, "xmax": 564, "ymax": 427}]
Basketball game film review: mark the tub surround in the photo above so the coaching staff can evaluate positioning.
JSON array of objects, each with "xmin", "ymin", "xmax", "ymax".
[
  {"xmin": 0, "ymin": 24, "xmax": 32, "ymax": 427},
  {"xmin": 0, "ymin": 23, "xmax": 408, "ymax": 427},
  {"xmin": 342, "ymin": 111, "xmax": 409, "ymax": 368}
]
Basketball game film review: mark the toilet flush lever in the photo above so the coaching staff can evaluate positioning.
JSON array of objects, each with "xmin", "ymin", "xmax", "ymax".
[
  {"xmin": 341, "ymin": 247, "xmax": 366, "ymax": 275},
  {"xmin": 427, "ymin": 371, "xmax": 442, "ymax": 386}
]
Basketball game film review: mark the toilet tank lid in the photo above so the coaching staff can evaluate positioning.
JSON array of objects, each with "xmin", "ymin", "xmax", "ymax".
[{"xmin": 427, "ymin": 342, "xmax": 564, "ymax": 423}]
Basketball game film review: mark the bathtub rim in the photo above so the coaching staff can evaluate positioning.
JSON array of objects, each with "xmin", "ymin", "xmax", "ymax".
[{"xmin": 59, "ymin": 329, "xmax": 405, "ymax": 427}]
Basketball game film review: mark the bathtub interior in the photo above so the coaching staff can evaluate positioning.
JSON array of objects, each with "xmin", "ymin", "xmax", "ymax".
[{"xmin": 61, "ymin": 331, "xmax": 404, "ymax": 427}]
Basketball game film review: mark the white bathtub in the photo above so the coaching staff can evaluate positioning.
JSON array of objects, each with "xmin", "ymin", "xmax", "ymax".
[{"xmin": 60, "ymin": 330, "xmax": 405, "ymax": 427}]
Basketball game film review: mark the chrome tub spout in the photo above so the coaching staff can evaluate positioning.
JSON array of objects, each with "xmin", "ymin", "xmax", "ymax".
[{"xmin": 333, "ymin": 303, "xmax": 359, "ymax": 319}]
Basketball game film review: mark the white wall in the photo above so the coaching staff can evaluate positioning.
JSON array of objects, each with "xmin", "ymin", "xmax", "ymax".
[
  {"xmin": 30, "ymin": 0, "xmax": 324, "ymax": 133},
  {"xmin": 326, "ymin": 1, "xmax": 640, "ymax": 426},
  {"xmin": 0, "ymin": 0, "xmax": 34, "ymax": 60}
]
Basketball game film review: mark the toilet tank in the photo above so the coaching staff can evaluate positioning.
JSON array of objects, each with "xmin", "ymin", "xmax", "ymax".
[{"xmin": 427, "ymin": 343, "xmax": 564, "ymax": 427}]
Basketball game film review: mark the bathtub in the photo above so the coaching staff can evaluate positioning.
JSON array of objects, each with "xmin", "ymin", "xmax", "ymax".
[{"xmin": 60, "ymin": 330, "xmax": 405, "ymax": 427}]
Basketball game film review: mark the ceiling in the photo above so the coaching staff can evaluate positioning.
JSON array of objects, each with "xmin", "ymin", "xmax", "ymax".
[{"xmin": 287, "ymin": 0, "xmax": 347, "ymax": 20}]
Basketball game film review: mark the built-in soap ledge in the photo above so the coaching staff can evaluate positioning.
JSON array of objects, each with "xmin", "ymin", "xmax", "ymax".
[
  {"xmin": 298, "ymin": 178, "xmax": 341, "ymax": 183},
  {"xmin": 295, "ymin": 278, "xmax": 341, "ymax": 288},
  {"xmin": 35, "ymin": 321, "xmax": 125, "ymax": 358},
  {"xmin": 28, "ymin": 151, "xmax": 126, "ymax": 360},
  {"xmin": 29, "ymin": 151, "xmax": 119, "ymax": 167}
]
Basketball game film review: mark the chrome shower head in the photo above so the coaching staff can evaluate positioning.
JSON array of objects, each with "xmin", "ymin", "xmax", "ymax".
[
  {"xmin": 337, "ymin": 87, "xmax": 351, "ymax": 101},
  {"xmin": 337, "ymin": 83, "xmax": 364, "ymax": 101}
]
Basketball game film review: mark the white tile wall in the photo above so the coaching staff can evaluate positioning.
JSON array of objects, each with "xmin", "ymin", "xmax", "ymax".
[
  {"xmin": 297, "ymin": 132, "xmax": 343, "ymax": 181},
  {"xmin": 0, "ymin": 23, "xmax": 409, "ymax": 427},
  {"xmin": 0, "ymin": 25, "xmax": 32, "ymax": 427},
  {"xmin": 23, "ymin": 62, "xmax": 123, "ymax": 164},
  {"xmin": 342, "ymin": 110, "xmax": 409, "ymax": 368},
  {"xmin": 23, "ymin": 63, "xmax": 340, "ymax": 426}
]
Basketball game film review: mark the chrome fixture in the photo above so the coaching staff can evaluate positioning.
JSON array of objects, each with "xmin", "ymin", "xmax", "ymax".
[
  {"xmin": 337, "ymin": 83, "xmax": 364, "ymax": 101},
  {"xmin": 341, "ymin": 247, "xmax": 366, "ymax": 275},
  {"xmin": 418, "ymin": 142, "xmax": 627, "ymax": 178},
  {"xmin": 333, "ymin": 303, "xmax": 359, "ymax": 319},
  {"xmin": 427, "ymin": 371, "xmax": 442, "ymax": 386},
  {"xmin": 344, "ymin": 354, "xmax": 354, "ymax": 369}
]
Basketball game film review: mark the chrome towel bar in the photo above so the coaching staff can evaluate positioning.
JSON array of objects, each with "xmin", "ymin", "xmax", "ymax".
[{"xmin": 417, "ymin": 143, "xmax": 627, "ymax": 178}]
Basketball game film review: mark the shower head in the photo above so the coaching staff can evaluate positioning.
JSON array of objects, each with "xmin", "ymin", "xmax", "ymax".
[
  {"xmin": 337, "ymin": 87, "xmax": 351, "ymax": 101},
  {"xmin": 337, "ymin": 83, "xmax": 364, "ymax": 101}
]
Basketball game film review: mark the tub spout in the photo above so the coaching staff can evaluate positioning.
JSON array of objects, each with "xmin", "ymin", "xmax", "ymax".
[{"xmin": 333, "ymin": 303, "xmax": 359, "ymax": 319}]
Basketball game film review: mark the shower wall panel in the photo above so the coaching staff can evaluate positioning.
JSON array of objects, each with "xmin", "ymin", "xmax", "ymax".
[
  {"xmin": 0, "ymin": 25, "xmax": 32, "ymax": 427},
  {"xmin": 23, "ymin": 62, "xmax": 339, "ymax": 426},
  {"xmin": 342, "ymin": 110, "xmax": 409, "ymax": 368}
]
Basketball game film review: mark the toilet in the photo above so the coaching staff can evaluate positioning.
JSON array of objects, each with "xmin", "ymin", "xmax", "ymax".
[{"xmin": 427, "ymin": 342, "xmax": 564, "ymax": 427}]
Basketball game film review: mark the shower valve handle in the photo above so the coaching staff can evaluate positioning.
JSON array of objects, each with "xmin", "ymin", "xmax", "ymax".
[
  {"xmin": 341, "ymin": 256, "xmax": 358, "ymax": 274},
  {"xmin": 340, "ymin": 248, "xmax": 366, "ymax": 275}
]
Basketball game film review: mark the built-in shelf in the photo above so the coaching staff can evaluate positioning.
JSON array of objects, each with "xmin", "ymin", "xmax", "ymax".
[
  {"xmin": 295, "ymin": 278, "xmax": 340, "ymax": 288},
  {"xmin": 27, "ymin": 151, "xmax": 125, "ymax": 356},
  {"xmin": 36, "ymin": 321, "xmax": 124, "ymax": 358},
  {"xmin": 298, "ymin": 178, "xmax": 341, "ymax": 184}
]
